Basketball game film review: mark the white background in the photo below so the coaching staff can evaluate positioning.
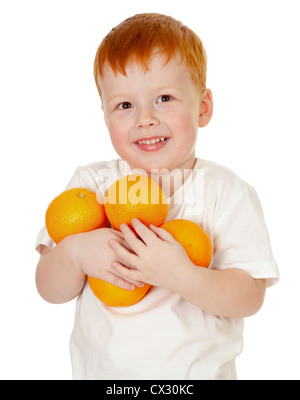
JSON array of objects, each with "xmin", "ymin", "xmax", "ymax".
[{"xmin": 1, "ymin": 0, "xmax": 299, "ymax": 380}]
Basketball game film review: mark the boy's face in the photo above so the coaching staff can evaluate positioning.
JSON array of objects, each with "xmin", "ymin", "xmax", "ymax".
[{"xmin": 99, "ymin": 53, "xmax": 212, "ymax": 173}]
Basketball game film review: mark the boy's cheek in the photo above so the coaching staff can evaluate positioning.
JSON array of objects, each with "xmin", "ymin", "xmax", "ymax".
[{"xmin": 109, "ymin": 126, "xmax": 129, "ymax": 144}]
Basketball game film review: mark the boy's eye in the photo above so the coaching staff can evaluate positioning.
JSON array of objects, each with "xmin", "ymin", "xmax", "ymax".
[
  {"xmin": 157, "ymin": 95, "xmax": 173, "ymax": 103},
  {"xmin": 117, "ymin": 102, "xmax": 132, "ymax": 110}
]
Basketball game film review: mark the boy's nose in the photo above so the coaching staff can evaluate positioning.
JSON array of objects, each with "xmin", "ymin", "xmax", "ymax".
[{"xmin": 136, "ymin": 107, "xmax": 159, "ymax": 129}]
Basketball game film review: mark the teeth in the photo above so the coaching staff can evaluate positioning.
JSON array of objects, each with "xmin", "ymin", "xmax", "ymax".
[{"xmin": 137, "ymin": 138, "xmax": 167, "ymax": 145}]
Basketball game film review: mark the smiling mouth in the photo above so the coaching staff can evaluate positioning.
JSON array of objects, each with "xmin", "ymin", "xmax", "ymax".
[
  {"xmin": 134, "ymin": 137, "xmax": 169, "ymax": 152},
  {"xmin": 136, "ymin": 137, "xmax": 168, "ymax": 145}
]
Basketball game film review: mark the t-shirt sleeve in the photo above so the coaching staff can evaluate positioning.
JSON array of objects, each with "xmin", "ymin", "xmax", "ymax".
[
  {"xmin": 35, "ymin": 167, "xmax": 92, "ymax": 254},
  {"xmin": 211, "ymin": 184, "xmax": 279, "ymax": 288}
]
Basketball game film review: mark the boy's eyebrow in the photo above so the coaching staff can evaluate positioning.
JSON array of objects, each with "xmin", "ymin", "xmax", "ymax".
[
  {"xmin": 106, "ymin": 86, "xmax": 179, "ymax": 103},
  {"xmin": 154, "ymin": 85, "xmax": 179, "ymax": 92},
  {"xmin": 106, "ymin": 94, "xmax": 129, "ymax": 103}
]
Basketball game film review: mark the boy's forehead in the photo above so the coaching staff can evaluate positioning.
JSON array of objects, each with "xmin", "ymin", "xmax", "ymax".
[
  {"xmin": 115, "ymin": 48, "xmax": 185, "ymax": 71},
  {"xmin": 99, "ymin": 52, "xmax": 189, "ymax": 88}
]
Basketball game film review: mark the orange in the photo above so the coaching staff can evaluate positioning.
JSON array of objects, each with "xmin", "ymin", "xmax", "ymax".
[
  {"xmin": 88, "ymin": 277, "xmax": 151, "ymax": 307},
  {"xmin": 160, "ymin": 219, "xmax": 213, "ymax": 268},
  {"xmin": 104, "ymin": 174, "xmax": 169, "ymax": 230},
  {"xmin": 45, "ymin": 187, "xmax": 108, "ymax": 244}
]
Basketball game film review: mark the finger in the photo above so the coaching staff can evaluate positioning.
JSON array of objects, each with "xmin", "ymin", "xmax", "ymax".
[
  {"xmin": 111, "ymin": 261, "xmax": 145, "ymax": 287},
  {"xmin": 109, "ymin": 229, "xmax": 135, "ymax": 252},
  {"xmin": 130, "ymin": 218, "xmax": 158, "ymax": 246},
  {"xmin": 111, "ymin": 261, "xmax": 144, "ymax": 284},
  {"xmin": 119, "ymin": 222, "xmax": 146, "ymax": 253},
  {"xmin": 118, "ymin": 237, "xmax": 136, "ymax": 253},
  {"xmin": 106, "ymin": 272, "xmax": 136, "ymax": 291},
  {"xmin": 109, "ymin": 238, "xmax": 139, "ymax": 266},
  {"xmin": 149, "ymin": 224, "xmax": 177, "ymax": 243}
]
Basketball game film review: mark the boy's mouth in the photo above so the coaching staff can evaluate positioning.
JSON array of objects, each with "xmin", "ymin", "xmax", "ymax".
[{"xmin": 134, "ymin": 136, "xmax": 169, "ymax": 152}]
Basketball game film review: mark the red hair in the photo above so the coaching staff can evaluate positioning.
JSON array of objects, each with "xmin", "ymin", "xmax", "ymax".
[{"xmin": 94, "ymin": 13, "xmax": 207, "ymax": 96}]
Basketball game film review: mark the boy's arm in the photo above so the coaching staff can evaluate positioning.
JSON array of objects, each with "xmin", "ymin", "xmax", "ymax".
[
  {"xmin": 35, "ymin": 238, "xmax": 86, "ymax": 304},
  {"xmin": 109, "ymin": 219, "xmax": 266, "ymax": 318},
  {"xmin": 35, "ymin": 228, "xmax": 144, "ymax": 304},
  {"xmin": 173, "ymin": 266, "xmax": 266, "ymax": 318}
]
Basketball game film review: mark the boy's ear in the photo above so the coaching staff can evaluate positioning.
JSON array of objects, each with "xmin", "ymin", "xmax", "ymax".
[{"xmin": 199, "ymin": 89, "xmax": 213, "ymax": 127}]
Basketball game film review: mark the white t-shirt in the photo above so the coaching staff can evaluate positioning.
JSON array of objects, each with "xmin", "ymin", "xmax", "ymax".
[{"xmin": 36, "ymin": 158, "xmax": 279, "ymax": 380}]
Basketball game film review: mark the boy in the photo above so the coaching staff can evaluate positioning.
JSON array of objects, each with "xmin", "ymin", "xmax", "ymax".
[{"xmin": 35, "ymin": 13, "xmax": 279, "ymax": 380}]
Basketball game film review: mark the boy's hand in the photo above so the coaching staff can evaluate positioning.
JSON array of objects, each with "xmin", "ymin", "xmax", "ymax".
[
  {"xmin": 36, "ymin": 226, "xmax": 145, "ymax": 304},
  {"xmin": 73, "ymin": 227, "xmax": 145, "ymax": 290},
  {"xmin": 109, "ymin": 219, "xmax": 266, "ymax": 319},
  {"xmin": 109, "ymin": 219, "xmax": 194, "ymax": 290}
]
